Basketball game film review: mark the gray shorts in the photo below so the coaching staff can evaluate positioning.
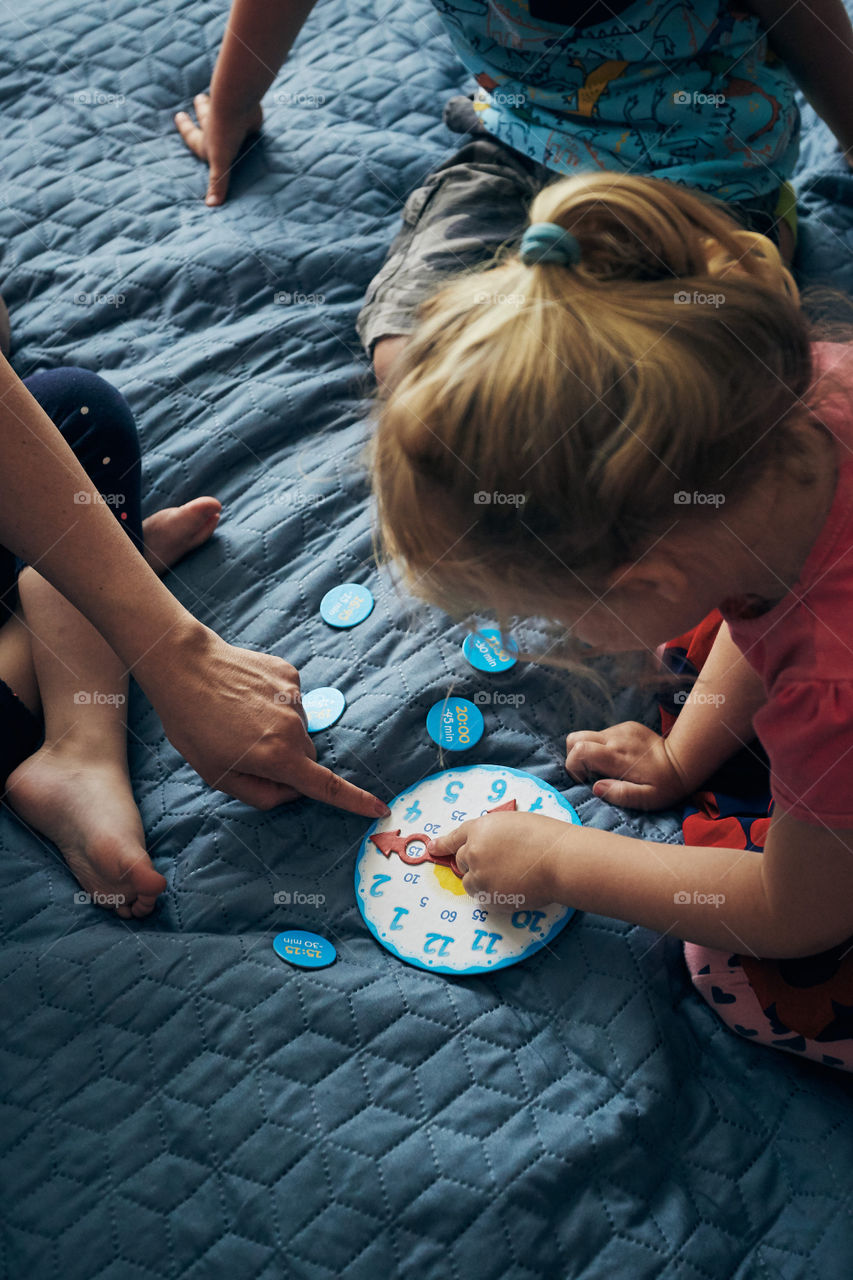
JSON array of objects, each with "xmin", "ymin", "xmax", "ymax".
[
  {"xmin": 356, "ymin": 97, "xmax": 551, "ymax": 355},
  {"xmin": 356, "ymin": 95, "xmax": 793, "ymax": 356}
]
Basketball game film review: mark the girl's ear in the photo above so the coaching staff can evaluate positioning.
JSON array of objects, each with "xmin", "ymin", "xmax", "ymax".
[{"xmin": 605, "ymin": 553, "xmax": 691, "ymax": 605}]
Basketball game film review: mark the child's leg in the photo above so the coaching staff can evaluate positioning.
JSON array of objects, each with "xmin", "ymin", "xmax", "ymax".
[
  {"xmin": 373, "ymin": 336, "xmax": 411, "ymax": 391},
  {"xmin": 3, "ymin": 500, "xmax": 220, "ymax": 917},
  {"xmin": 1, "ymin": 369, "xmax": 220, "ymax": 917},
  {"xmin": 6, "ymin": 567, "xmax": 165, "ymax": 918},
  {"xmin": 356, "ymin": 118, "xmax": 553, "ymax": 389},
  {"xmin": 684, "ymin": 943, "xmax": 853, "ymax": 1071}
]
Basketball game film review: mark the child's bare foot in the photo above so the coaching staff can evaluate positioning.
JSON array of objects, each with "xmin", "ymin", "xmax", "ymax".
[
  {"xmin": 142, "ymin": 496, "xmax": 222, "ymax": 574},
  {"xmin": 5, "ymin": 746, "xmax": 167, "ymax": 918}
]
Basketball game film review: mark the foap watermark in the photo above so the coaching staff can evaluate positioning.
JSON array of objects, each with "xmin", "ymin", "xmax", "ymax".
[
  {"xmin": 472, "ymin": 690, "xmax": 526, "ymax": 707},
  {"xmin": 673, "ymin": 690, "xmax": 726, "ymax": 707},
  {"xmin": 673, "ymin": 889, "xmax": 726, "ymax": 908},
  {"xmin": 672, "ymin": 90, "xmax": 726, "ymax": 108},
  {"xmin": 474, "ymin": 490, "xmax": 526, "ymax": 507},
  {"xmin": 273, "ymin": 89, "xmax": 327, "ymax": 107},
  {"xmin": 474, "ymin": 290, "xmax": 525, "ymax": 307},
  {"xmin": 274, "ymin": 890, "xmax": 326, "ymax": 906},
  {"xmin": 274, "ymin": 291, "xmax": 325, "ymax": 306},
  {"xmin": 74, "ymin": 691, "xmax": 126, "ymax": 706},
  {"xmin": 491, "ymin": 91, "xmax": 526, "ymax": 108},
  {"xmin": 73, "ymin": 89, "xmax": 126, "ymax": 107},
  {"xmin": 473, "ymin": 890, "xmax": 526, "ymax": 907},
  {"xmin": 272, "ymin": 691, "xmax": 302, "ymax": 706},
  {"xmin": 74, "ymin": 491, "xmax": 125, "ymax": 506},
  {"xmin": 673, "ymin": 490, "xmax": 725, "ymax": 507},
  {"xmin": 74, "ymin": 292, "xmax": 125, "ymax": 307},
  {"xmin": 674, "ymin": 289, "xmax": 726, "ymax": 308},
  {"xmin": 74, "ymin": 890, "xmax": 126, "ymax": 906},
  {"xmin": 270, "ymin": 488, "xmax": 323, "ymax": 507}
]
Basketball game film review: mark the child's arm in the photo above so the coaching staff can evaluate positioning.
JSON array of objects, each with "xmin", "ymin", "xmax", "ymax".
[
  {"xmin": 175, "ymin": 0, "xmax": 319, "ymax": 205},
  {"xmin": 565, "ymin": 621, "xmax": 766, "ymax": 808},
  {"xmin": 428, "ymin": 805, "xmax": 853, "ymax": 959},
  {"xmin": 743, "ymin": 0, "xmax": 853, "ymax": 164}
]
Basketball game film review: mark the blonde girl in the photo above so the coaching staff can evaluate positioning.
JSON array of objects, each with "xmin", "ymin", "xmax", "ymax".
[{"xmin": 372, "ymin": 171, "xmax": 853, "ymax": 1070}]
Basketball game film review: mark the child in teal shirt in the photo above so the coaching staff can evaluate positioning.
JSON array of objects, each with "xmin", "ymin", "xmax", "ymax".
[{"xmin": 175, "ymin": 0, "xmax": 853, "ymax": 381}]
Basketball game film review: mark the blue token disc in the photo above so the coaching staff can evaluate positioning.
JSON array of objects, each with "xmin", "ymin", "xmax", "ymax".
[
  {"xmin": 273, "ymin": 930, "xmax": 337, "ymax": 969},
  {"xmin": 302, "ymin": 686, "xmax": 346, "ymax": 732},
  {"xmin": 426, "ymin": 696, "xmax": 485, "ymax": 751},
  {"xmin": 462, "ymin": 628, "xmax": 518, "ymax": 673},
  {"xmin": 320, "ymin": 583, "xmax": 374, "ymax": 628}
]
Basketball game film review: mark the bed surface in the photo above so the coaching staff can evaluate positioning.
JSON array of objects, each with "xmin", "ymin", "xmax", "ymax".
[{"xmin": 2, "ymin": 2, "xmax": 853, "ymax": 1275}]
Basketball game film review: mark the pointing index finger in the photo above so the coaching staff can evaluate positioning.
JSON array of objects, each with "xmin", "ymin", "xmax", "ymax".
[{"xmin": 288, "ymin": 755, "xmax": 390, "ymax": 819}]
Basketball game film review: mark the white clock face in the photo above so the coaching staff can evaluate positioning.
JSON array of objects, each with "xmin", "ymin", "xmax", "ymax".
[{"xmin": 355, "ymin": 766, "xmax": 580, "ymax": 975}]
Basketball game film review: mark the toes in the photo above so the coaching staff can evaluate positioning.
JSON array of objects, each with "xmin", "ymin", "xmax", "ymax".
[
  {"xmin": 134, "ymin": 864, "xmax": 167, "ymax": 897},
  {"xmin": 184, "ymin": 496, "xmax": 222, "ymax": 531},
  {"xmin": 130, "ymin": 895, "xmax": 158, "ymax": 918},
  {"xmin": 142, "ymin": 497, "xmax": 222, "ymax": 571}
]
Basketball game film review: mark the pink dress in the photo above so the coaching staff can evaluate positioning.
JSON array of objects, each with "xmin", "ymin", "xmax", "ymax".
[{"xmin": 670, "ymin": 342, "xmax": 853, "ymax": 1070}]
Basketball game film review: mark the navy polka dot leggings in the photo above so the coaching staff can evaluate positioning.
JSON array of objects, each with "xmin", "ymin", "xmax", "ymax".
[{"xmin": 0, "ymin": 368, "xmax": 144, "ymax": 782}]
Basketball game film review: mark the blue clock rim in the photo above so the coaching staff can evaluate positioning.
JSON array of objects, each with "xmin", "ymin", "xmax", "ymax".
[{"xmin": 355, "ymin": 764, "xmax": 580, "ymax": 977}]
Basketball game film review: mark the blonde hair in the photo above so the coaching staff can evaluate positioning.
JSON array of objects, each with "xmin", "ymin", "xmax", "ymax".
[{"xmin": 371, "ymin": 172, "xmax": 816, "ymax": 625}]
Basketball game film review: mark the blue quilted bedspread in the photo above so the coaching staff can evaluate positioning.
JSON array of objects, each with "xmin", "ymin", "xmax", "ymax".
[{"xmin": 3, "ymin": 2, "xmax": 853, "ymax": 1276}]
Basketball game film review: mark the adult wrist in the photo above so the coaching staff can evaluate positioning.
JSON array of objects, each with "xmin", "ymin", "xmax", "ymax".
[{"xmin": 128, "ymin": 605, "xmax": 215, "ymax": 701}]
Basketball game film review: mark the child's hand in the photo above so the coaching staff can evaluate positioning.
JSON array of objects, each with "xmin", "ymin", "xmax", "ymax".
[
  {"xmin": 175, "ymin": 93, "xmax": 263, "ymax": 206},
  {"xmin": 427, "ymin": 812, "xmax": 569, "ymax": 906},
  {"xmin": 565, "ymin": 721, "xmax": 690, "ymax": 810}
]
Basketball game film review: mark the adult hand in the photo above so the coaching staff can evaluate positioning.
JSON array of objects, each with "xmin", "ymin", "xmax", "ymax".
[{"xmin": 152, "ymin": 624, "xmax": 389, "ymax": 817}]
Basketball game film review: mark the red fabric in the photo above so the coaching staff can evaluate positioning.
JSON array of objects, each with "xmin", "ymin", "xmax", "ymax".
[
  {"xmin": 723, "ymin": 342, "xmax": 853, "ymax": 827},
  {"xmin": 659, "ymin": 609, "xmax": 724, "ymax": 738}
]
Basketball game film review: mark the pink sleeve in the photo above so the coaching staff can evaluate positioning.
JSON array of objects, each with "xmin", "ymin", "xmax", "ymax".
[{"xmin": 754, "ymin": 681, "xmax": 853, "ymax": 826}]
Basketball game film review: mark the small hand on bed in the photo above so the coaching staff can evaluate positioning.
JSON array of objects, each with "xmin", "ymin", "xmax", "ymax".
[
  {"xmin": 427, "ymin": 812, "xmax": 570, "ymax": 907},
  {"xmin": 565, "ymin": 721, "xmax": 690, "ymax": 810},
  {"xmin": 175, "ymin": 93, "xmax": 263, "ymax": 206}
]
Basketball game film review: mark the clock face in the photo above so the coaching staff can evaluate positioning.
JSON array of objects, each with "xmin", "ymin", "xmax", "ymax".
[{"xmin": 355, "ymin": 766, "xmax": 580, "ymax": 976}]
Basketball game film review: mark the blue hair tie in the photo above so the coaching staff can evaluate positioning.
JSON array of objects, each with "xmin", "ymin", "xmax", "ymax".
[{"xmin": 520, "ymin": 222, "xmax": 581, "ymax": 267}]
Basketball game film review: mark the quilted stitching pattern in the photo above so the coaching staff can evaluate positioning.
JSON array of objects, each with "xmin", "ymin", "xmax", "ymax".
[{"xmin": 2, "ymin": 1, "xmax": 853, "ymax": 1276}]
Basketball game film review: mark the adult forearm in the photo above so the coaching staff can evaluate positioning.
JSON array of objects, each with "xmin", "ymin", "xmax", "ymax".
[
  {"xmin": 0, "ymin": 358, "xmax": 203, "ymax": 681},
  {"xmin": 211, "ymin": 0, "xmax": 320, "ymax": 113}
]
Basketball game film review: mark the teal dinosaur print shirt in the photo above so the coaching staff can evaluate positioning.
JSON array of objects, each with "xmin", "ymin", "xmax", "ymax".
[{"xmin": 430, "ymin": 0, "xmax": 800, "ymax": 200}]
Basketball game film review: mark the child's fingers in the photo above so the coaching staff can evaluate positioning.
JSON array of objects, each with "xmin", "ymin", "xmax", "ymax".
[
  {"xmin": 565, "ymin": 730, "xmax": 606, "ymax": 750},
  {"xmin": 193, "ymin": 93, "xmax": 211, "ymax": 127},
  {"xmin": 174, "ymin": 109, "xmax": 206, "ymax": 159},
  {"xmin": 426, "ymin": 824, "xmax": 470, "ymax": 860},
  {"xmin": 565, "ymin": 739, "xmax": 618, "ymax": 783},
  {"xmin": 461, "ymin": 870, "xmax": 482, "ymax": 898},
  {"xmin": 591, "ymin": 778, "xmax": 658, "ymax": 809},
  {"xmin": 205, "ymin": 162, "xmax": 232, "ymax": 208}
]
